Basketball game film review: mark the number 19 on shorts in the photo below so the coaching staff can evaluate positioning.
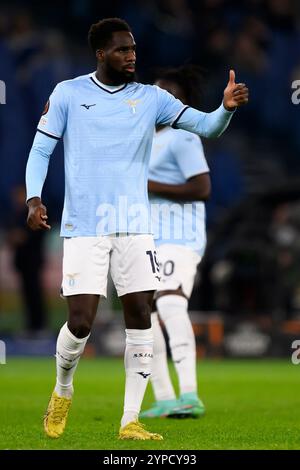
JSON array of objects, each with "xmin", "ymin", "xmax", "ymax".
[{"xmin": 146, "ymin": 250, "xmax": 160, "ymax": 276}]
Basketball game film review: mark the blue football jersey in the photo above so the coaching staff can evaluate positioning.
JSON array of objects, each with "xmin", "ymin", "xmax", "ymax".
[
  {"xmin": 149, "ymin": 127, "xmax": 209, "ymax": 255},
  {"xmin": 26, "ymin": 72, "xmax": 234, "ymax": 237}
]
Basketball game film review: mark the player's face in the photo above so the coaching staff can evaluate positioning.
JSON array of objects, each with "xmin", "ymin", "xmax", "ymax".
[
  {"xmin": 99, "ymin": 31, "xmax": 136, "ymax": 83},
  {"xmin": 155, "ymin": 79, "xmax": 187, "ymax": 104}
]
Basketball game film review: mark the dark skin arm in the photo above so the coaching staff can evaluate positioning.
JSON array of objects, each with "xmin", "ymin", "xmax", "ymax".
[
  {"xmin": 148, "ymin": 173, "xmax": 211, "ymax": 202},
  {"xmin": 27, "ymin": 197, "xmax": 51, "ymax": 231}
]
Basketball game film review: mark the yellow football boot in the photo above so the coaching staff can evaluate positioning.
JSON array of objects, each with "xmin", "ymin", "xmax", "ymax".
[
  {"xmin": 43, "ymin": 391, "xmax": 72, "ymax": 438},
  {"xmin": 119, "ymin": 420, "xmax": 163, "ymax": 440}
]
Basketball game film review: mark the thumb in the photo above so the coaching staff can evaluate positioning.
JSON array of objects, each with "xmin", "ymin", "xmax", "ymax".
[
  {"xmin": 229, "ymin": 69, "xmax": 235, "ymax": 84},
  {"xmin": 39, "ymin": 204, "xmax": 47, "ymax": 216}
]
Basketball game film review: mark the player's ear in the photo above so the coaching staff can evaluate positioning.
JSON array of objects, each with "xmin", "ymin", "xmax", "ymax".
[{"xmin": 96, "ymin": 49, "xmax": 105, "ymax": 62}]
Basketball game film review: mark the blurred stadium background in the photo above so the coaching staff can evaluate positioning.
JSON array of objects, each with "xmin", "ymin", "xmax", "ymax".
[{"xmin": 1, "ymin": 0, "xmax": 300, "ymax": 362}]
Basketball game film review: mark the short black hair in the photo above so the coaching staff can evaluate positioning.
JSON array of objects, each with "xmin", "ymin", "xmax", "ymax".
[
  {"xmin": 155, "ymin": 64, "xmax": 205, "ymax": 109},
  {"xmin": 88, "ymin": 18, "xmax": 131, "ymax": 53}
]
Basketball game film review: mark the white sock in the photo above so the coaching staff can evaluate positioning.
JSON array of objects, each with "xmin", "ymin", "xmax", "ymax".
[
  {"xmin": 157, "ymin": 295, "xmax": 197, "ymax": 395},
  {"xmin": 150, "ymin": 312, "xmax": 176, "ymax": 401},
  {"xmin": 121, "ymin": 328, "xmax": 153, "ymax": 428},
  {"xmin": 55, "ymin": 322, "xmax": 90, "ymax": 398}
]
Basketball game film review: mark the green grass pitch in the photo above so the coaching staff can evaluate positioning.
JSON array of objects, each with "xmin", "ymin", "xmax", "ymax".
[{"xmin": 0, "ymin": 358, "xmax": 298, "ymax": 450}]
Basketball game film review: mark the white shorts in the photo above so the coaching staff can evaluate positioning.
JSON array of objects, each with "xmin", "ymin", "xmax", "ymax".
[
  {"xmin": 62, "ymin": 234, "xmax": 160, "ymax": 297},
  {"xmin": 155, "ymin": 244, "xmax": 201, "ymax": 299}
]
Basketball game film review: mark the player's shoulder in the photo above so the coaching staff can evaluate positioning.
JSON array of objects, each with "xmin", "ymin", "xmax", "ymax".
[
  {"xmin": 54, "ymin": 73, "xmax": 91, "ymax": 93},
  {"xmin": 129, "ymin": 82, "xmax": 158, "ymax": 96},
  {"xmin": 168, "ymin": 127, "xmax": 204, "ymax": 158},
  {"xmin": 171, "ymin": 127, "xmax": 202, "ymax": 145}
]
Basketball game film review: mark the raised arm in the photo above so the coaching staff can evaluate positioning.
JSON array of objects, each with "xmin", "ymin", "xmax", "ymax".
[
  {"xmin": 156, "ymin": 69, "xmax": 249, "ymax": 138},
  {"xmin": 172, "ymin": 70, "xmax": 249, "ymax": 137},
  {"xmin": 174, "ymin": 70, "xmax": 248, "ymax": 138}
]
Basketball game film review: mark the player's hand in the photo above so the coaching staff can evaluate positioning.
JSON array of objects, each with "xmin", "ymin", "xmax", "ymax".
[
  {"xmin": 223, "ymin": 70, "xmax": 249, "ymax": 111},
  {"xmin": 27, "ymin": 197, "xmax": 51, "ymax": 231}
]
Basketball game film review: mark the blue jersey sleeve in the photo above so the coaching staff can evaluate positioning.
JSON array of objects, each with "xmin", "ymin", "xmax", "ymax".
[
  {"xmin": 155, "ymin": 82, "xmax": 235, "ymax": 138},
  {"xmin": 26, "ymin": 130, "xmax": 59, "ymax": 201},
  {"xmin": 155, "ymin": 86, "xmax": 187, "ymax": 126},
  {"xmin": 37, "ymin": 83, "xmax": 68, "ymax": 139},
  {"xmin": 171, "ymin": 132, "xmax": 209, "ymax": 180},
  {"xmin": 173, "ymin": 103, "xmax": 235, "ymax": 138}
]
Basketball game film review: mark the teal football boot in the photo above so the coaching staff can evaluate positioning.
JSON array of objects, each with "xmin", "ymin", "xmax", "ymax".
[
  {"xmin": 168, "ymin": 393, "xmax": 205, "ymax": 418},
  {"xmin": 140, "ymin": 399, "xmax": 179, "ymax": 418}
]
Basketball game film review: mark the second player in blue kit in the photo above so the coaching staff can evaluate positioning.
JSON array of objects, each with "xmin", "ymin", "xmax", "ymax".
[{"xmin": 142, "ymin": 65, "xmax": 210, "ymax": 419}]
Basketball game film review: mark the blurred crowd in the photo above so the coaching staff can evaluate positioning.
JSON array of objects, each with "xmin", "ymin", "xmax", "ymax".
[{"xmin": 1, "ymin": 0, "xmax": 300, "ymax": 330}]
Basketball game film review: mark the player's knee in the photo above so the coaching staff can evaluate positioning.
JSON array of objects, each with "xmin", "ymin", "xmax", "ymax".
[
  {"xmin": 68, "ymin": 321, "xmax": 91, "ymax": 338},
  {"xmin": 156, "ymin": 294, "xmax": 188, "ymax": 323},
  {"xmin": 68, "ymin": 308, "xmax": 93, "ymax": 338}
]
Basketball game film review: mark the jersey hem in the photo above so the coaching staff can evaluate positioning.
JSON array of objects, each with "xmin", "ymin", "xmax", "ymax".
[{"xmin": 60, "ymin": 230, "xmax": 153, "ymax": 238}]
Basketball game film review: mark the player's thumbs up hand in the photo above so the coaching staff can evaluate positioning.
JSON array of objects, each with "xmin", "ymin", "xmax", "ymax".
[{"xmin": 223, "ymin": 69, "xmax": 249, "ymax": 111}]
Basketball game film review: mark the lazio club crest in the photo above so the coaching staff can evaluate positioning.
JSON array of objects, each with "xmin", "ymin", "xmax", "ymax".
[{"xmin": 125, "ymin": 99, "xmax": 141, "ymax": 114}]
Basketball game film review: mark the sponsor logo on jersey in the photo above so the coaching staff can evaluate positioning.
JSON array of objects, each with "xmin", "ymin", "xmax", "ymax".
[{"xmin": 80, "ymin": 103, "xmax": 96, "ymax": 110}]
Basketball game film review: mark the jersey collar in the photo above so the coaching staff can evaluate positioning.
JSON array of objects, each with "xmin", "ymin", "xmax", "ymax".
[{"xmin": 89, "ymin": 72, "xmax": 127, "ymax": 94}]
